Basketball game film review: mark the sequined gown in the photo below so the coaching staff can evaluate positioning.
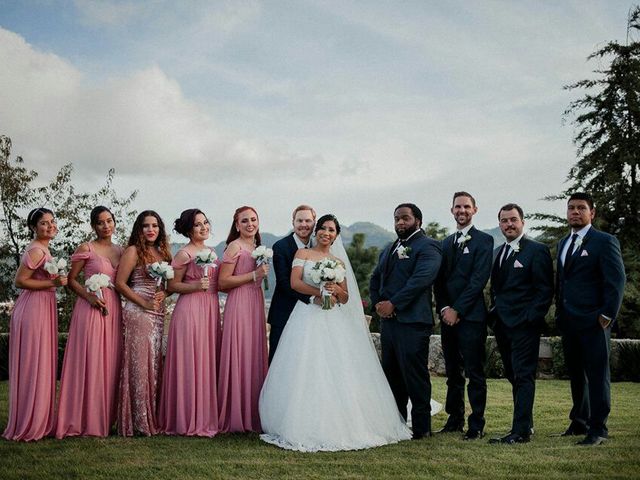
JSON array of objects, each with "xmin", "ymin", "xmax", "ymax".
[
  {"xmin": 218, "ymin": 244, "xmax": 268, "ymax": 433},
  {"xmin": 158, "ymin": 250, "xmax": 222, "ymax": 436},
  {"xmin": 56, "ymin": 243, "xmax": 123, "ymax": 438},
  {"xmin": 2, "ymin": 246, "xmax": 57, "ymax": 442},
  {"xmin": 117, "ymin": 265, "xmax": 165, "ymax": 436}
]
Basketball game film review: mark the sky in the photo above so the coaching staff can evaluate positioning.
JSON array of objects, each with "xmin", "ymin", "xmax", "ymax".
[{"xmin": 0, "ymin": 0, "xmax": 635, "ymax": 244}]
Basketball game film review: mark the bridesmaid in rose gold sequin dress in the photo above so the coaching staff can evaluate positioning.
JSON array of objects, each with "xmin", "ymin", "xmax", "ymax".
[
  {"xmin": 3, "ymin": 208, "xmax": 67, "ymax": 442},
  {"xmin": 218, "ymin": 206, "xmax": 269, "ymax": 433},
  {"xmin": 115, "ymin": 210, "xmax": 172, "ymax": 436},
  {"xmin": 56, "ymin": 207, "xmax": 123, "ymax": 438}
]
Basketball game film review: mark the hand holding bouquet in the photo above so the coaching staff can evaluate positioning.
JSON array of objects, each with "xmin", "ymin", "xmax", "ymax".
[
  {"xmin": 148, "ymin": 261, "xmax": 174, "ymax": 290},
  {"xmin": 85, "ymin": 273, "xmax": 111, "ymax": 316},
  {"xmin": 195, "ymin": 248, "xmax": 218, "ymax": 278},
  {"xmin": 310, "ymin": 258, "xmax": 347, "ymax": 310},
  {"xmin": 251, "ymin": 246, "xmax": 273, "ymax": 290},
  {"xmin": 44, "ymin": 257, "xmax": 68, "ymax": 287}
]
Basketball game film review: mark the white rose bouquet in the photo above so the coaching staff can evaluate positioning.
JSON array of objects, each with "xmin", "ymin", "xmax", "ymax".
[
  {"xmin": 85, "ymin": 273, "xmax": 111, "ymax": 316},
  {"xmin": 44, "ymin": 257, "xmax": 68, "ymax": 276},
  {"xmin": 251, "ymin": 246, "xmax": 273, "ymax": 290},
  {"xmin": 194, "ymin": 248, "xmax": 218, "ymax": 278},
  {"xmin": 148, "ymin": 261, "xmax": 174, "ymax": 290},
  {"xmin": 310, "ymin": 258, "xmax": 347, "ymax": 310}
]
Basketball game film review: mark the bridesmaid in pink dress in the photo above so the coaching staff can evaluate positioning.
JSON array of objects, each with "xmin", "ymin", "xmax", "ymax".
[
  {"xmin": 3, "ymin": 208, "xmax": 67, "ymax": 441},
  {"xmin": 158, "ymin": 208, "xmax": 222, "ymax": 436},
  {"xmin": 56, "ymin": 206, "xmax": 123, "ymax": 438},
  {"xmin": 115, "ymin": 210, "xmax": 172, "ymax": 436},
  {"xmin": 218, "ymin": 206, "xmax": 270, "ymax": 433}
]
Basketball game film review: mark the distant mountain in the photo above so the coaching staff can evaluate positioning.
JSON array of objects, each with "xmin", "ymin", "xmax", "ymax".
[
  {"xmin": 170, "ymin": 222, "xmax": 504, "ymax": 299},
  {"xmin": 341, "ymin": 222, "xmax": 396, "ymax": 249}
]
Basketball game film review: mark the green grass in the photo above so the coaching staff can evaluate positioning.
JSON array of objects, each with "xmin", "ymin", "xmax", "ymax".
[{"xmin": 0, "ymin": 378, "xmax": 639, "ymax": 479}]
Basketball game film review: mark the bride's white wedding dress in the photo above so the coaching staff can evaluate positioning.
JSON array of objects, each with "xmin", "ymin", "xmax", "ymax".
[{"xmin": 259, "ymin": 255, "xmax": 439, "ymax": 452}]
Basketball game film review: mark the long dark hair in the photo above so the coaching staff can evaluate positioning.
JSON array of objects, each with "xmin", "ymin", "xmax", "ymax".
[
  {"xmin": 225, "ymin": 206, "xmax": 261, "ymax": 247},
  {"xmin": 26, "ymin": 207, "xmax": 54, "ymax": 239},
  {"xmin": 127, "ymin": 210, "xmax": 172, "ymax": 266}
]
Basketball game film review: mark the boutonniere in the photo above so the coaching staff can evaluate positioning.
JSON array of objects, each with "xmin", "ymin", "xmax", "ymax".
[
  {"xmin": 512, "ymin": 242, "xmax": 521, "ymax": 254},
  {"xmin": 457, "ymin": 233, "xmax": 472, "ymax": 248},
  {"xmin": 397, "ymin": 245, "xmax": 411, "ymax": 259},
  {"xmin": 575, "ymin": 237, "xmax": 583, "ymax": 249}
]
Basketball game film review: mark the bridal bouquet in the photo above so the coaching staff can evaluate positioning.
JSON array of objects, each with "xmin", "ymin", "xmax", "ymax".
[
  {"xmin": 310, "ymin": 258, "xmax": 347, "ymax": 310},
  {"xmin": 251, "ymin": 246, "xmax": 273, "ymax": 290},
  {"xmin": 148, "ymin": 261, "xmax": 174, "ymax": 290},
  {"xmin": 85, "ymin": 273, "xmax": 111, "ymax": 316},
  {"xmin": 44, "ymin": 257, "xmax": 68, "ymax": 276},
  {"xmin": 195, "ymin": 248, "xmax": 218, "ymax": 278}
]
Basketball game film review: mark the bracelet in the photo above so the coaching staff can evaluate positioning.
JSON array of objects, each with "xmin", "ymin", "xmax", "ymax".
[{"xmin": 252, "ymin": 271, "xmax": 257, "ymax": 283}]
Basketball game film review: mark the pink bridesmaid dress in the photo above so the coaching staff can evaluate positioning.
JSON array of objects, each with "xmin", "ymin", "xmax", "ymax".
[
  {"xmin": 158, "ymin": 249, "xmax": 222, "ymax": 436},
  {"xmin": 217, "ymin": 245, "xmax": 268, "ymax": 433},
  {"xmin": 2, "ymin": 246, "xmax": 57, "ymax": 442},
  {"xmin": 117, "ymin": 265, "xmax": 165, "ymax": 436},
  {"xmin": 55, "ymin": 243, "xmax": 123, "ymax": 438}
]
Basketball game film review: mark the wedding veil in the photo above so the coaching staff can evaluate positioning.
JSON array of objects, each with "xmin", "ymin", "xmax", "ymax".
[{"xmin": 329, "ymin": 235, "xmax": 370, "ymax": 331}]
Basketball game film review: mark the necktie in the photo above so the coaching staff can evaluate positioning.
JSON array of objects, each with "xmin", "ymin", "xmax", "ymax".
[
  {"xmin": 500, "ymin": 244, "xmax": 511, "ymax": 267},
  {"xmin": 563, "ymin": 233, "xmax": 579, "ymax": 271}
]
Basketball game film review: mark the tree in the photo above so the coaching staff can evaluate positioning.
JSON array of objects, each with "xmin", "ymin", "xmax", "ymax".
[
  {"xmin": 0, "ymin": 134, "xmax": 138, "ymax": 331},
  {"xmin": 423, "ymin": 221, "xmax": 449, "ymax": 241},
  {"xmin": 533, "ymin": 7, "xmax": 640, "ymax": 337}
]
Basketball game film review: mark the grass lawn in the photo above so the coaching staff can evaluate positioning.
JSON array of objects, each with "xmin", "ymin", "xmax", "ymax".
[{"xmin": 0, "ymin": 378, "xmax": 639, "ymax": 479}]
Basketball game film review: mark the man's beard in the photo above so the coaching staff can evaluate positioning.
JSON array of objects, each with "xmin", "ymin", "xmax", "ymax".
[{"xmin": 395, "ymin": 225, "xmax": 419, "ymax": 240}]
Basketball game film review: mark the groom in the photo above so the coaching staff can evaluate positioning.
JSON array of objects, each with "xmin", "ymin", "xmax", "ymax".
[
  {"xmin": 267, "ymin": 205, "xmax": 316, "ymax": 364},
  {"xmin": 370, "ymin": 203, "xmax": 442, "ymax": 439}
]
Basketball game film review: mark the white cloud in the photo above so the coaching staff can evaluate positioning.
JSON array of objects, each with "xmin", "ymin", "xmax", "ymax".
[{"xmin": 0, "ymin": 27, "xmax": 322, "ymax": 184}]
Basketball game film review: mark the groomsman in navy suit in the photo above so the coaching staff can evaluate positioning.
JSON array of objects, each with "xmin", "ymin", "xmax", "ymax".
[
  {"xmin": 434, "ymin": 192, "xmax": 493, "ymax": 440},
  {"xmin": 488, "ymin": 203, "xmax": 553, "ymax": 444},
  {"xmin": 555, "ymin": 192, "xmax": 625, "ymax": 446},
  {"xmin": 370, "ymin": 203, "xmax": 442, "ymax": 439},
  {"xmin": 267, "ymin": 205, "xmax": 316, "ymax": 364}
]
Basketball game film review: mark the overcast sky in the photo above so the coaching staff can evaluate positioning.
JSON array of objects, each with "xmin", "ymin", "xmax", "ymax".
[{"xmin": 0, "ymin": 0, "xmax": 634, "ymax": 244}]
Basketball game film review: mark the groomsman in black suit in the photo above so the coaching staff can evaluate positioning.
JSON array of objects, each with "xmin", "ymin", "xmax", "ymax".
[
  {"xmin": 488, "ymin": 203, "xmax": 553, "ymax": 444},
  {"xmin": 555, "ymin": 192, "xmax": 625, "ymax": 446},
  {"xmin": 434, "ymin": 192, "xmax": 493, "ymax": 440},
  {"xmin": 370, "ymin": 203, "xmax": 442, "ymax": 439},
  {"xmin": 267, "ymin": 205, "xmax": 316, "ymax": 364}
]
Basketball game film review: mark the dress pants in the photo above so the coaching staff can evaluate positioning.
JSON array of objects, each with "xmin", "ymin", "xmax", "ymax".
[
  {"xmin": 380, "ymin": 319, "xmax": 432, "ymax": 436},
  {"xmin": 441, "ymin": 320, "xmax": 487, "ymax": 432},
  {"xmin": 494, "ymin": 318, "xmax": 540, "ymax": 435},
  {"xmin": 561, "ymin": 324, "xmax": 611, "ymax": 437}
]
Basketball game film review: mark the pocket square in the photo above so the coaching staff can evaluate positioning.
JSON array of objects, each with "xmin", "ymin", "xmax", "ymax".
[
  {"xmin": 580, "ymin": 250, "xmax": 589, "ymax": 257},
  {"xmin": 463, "ymin": 247, "xmax": 470, "ymax": 254},
  {"xmin": 513, "ymin": 260, "xmax": 524, "ymax": 268}
]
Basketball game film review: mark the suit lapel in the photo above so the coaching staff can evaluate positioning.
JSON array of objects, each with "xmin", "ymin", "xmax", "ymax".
[{"xmin": 564, "ymin": 227, "xmax": 593, "ymax": 275}]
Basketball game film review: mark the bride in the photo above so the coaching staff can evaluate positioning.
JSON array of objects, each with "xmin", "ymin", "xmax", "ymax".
[{"xmin": 259, "ymin": 214, "xmax": 439, "ymax": 452}]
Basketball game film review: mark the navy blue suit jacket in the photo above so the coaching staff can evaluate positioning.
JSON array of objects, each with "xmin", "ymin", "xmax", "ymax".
[
  {"xmin": 266, "ymin": 233, "xmax": 310, "ymax": 329},
  {"xmin": 555, "ymin": 227, "xmax": 625, "ymax": 332},
  {"xmin": 489, "ymin": 236, "xmax": 554, "ymax": 328},
  {"xmin": 369, "ymin": 230, "xmax": 442, "ymax": 325},
  {"xmin": 434, "ymin": 226, "xmax": 493, "ymax": 323}
]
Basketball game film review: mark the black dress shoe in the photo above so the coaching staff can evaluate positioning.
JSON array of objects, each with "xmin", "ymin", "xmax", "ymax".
[
  {"xmin": 576, "ymin": 434, "xmax": 606, "ymax": 446},
  {"xmin": 437, "ymin": 424, "xmax": 464, "ymax": 434},
  {"xmin": 412, "ymin": 431, "xmax": 433, "ymax": 440},
  {"xmin": 560, "ymin": 424, "xmax": 588, "ymax": 436},
  {"xmin": 489, "ymin": 433, "xmax": 530, "ymax": 445},
  {"xmin": 463, "ymin": 429, "xmax": 484, "ymax": 440}
]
